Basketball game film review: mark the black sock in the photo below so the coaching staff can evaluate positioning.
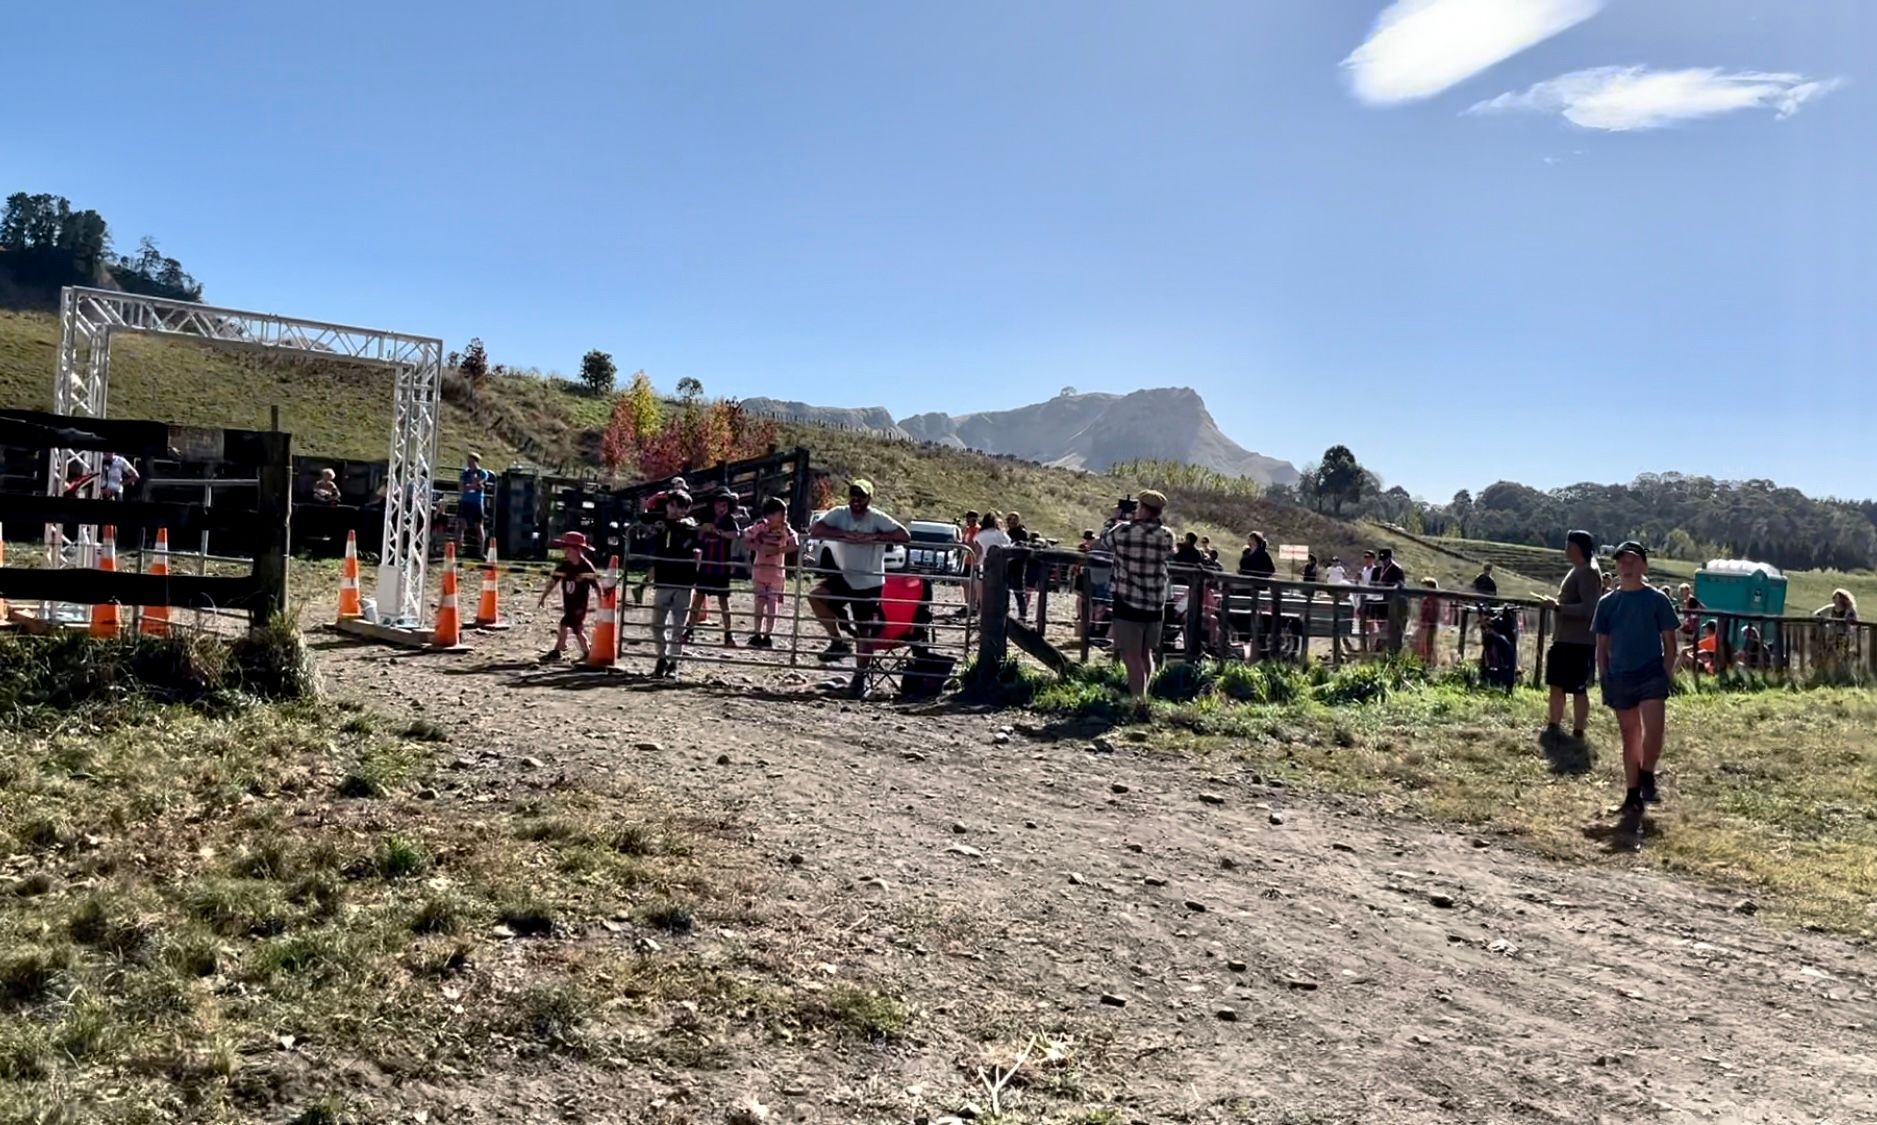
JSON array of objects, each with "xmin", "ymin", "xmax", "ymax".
[
  {"xmin": 1625, "ymin": 787, "xmax": 1641, "ymax": 805},
  {"xmin": 1641, "ymin": 770, "xmax": 1656, "ymax": 788}
]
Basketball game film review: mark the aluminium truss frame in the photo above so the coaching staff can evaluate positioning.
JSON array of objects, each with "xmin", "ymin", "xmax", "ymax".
[{"xmin": 49, "ymin": 286, "xmax": 444, "ymax": 624}]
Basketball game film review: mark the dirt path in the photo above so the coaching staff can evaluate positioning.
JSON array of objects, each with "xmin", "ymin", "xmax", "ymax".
[{"xmin": 313, "ymin": 609, "xmax": 1877, "ymax": 1125}]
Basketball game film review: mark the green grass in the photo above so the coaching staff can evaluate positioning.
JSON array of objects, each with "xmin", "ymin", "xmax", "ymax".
[
  {"xmin": 0, "ymin": 633, "xmax": 881, "ymax": 1121},
  {"xmin": 1018, "ymin": 655, "xmax": 1877, "ymax": 932}
]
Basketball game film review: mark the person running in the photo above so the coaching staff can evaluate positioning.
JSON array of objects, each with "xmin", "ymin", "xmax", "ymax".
[
  {"xmin": 806, "ymin": 479, "xmax": 910, "ymax": 694},
  {"xmin": 1099, "ymin": 489, "xmax": 1173, "ymax": 717},
  {"xmin": 1593, "ymin": 541, "xmax": 1682, "ymax": 831},
  {"xmin": 740, "ymin": 497, "xmax": 798, "ymax": 648},
  {"xmin": 1543, "ymin": 530, "xmax": 1603, "ymax": 742},
  {"xmin": 644, "ymin": 490, "xmax": 701, "ymax": 679},
  {"xmin": 689, "ymin": 487, "xmax": 744, "ymax": 647},
  {"xmin": 536, "ymin": 531, "xmax": 600, "ymax": 663},
  {"xmin": 457, "ymin": 453, "xmax": 495, "ymax": 556}
]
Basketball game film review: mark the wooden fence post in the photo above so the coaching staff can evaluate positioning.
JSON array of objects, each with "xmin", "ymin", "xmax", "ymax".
[
  {"xmin": 1532, "ymin": 605, "xmax": 1550, "ymax": 689},
  {"xmin": 1183, "ymin": 570, "xmax": 1206, "ymax": 660},
  {"xmin": 973, "ymin": 545, "xmax": 1016, "ymax": 684},
  {"xmin": 1384, "ymin": 589, "xmax": 1406, "ymax": 655}
]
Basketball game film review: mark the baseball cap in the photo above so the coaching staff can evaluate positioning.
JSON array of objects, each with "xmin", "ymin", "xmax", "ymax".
[
  {"xmin": 1613, "ymin": 540, "xmax": 1648, "ymax": 561},
  {"xmin": 847, "ymin": 478, "xmax": 875, "ymax": 497},
  {"xmin": 667, "ymin": 475, "xmax": 688, "ymax": 490},
  {"xmin": 1137, "ymin": 489, "xmax": 1167, "ymax": 511}
]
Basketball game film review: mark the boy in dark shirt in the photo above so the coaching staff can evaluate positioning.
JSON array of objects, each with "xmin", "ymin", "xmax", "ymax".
[
  {"xmin": 643, "ymin": 490, "xmax": 701, "ymax": 678},
  {"xmin": 536, "ymin": 531, "xmax": 599, "ymax": 662},
  {"xmin": 1593, "ymin": 541, "xmax": 1682, "ymax": 830},
  {"xmin": 688, "ymin": 487, "xmax": 745, "ymax": 648}
]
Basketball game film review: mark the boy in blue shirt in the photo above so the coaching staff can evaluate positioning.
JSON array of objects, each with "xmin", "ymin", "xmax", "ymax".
[{"xmin": 1592, "ymin": 541, "xmax": 1682, "ymax": 829}]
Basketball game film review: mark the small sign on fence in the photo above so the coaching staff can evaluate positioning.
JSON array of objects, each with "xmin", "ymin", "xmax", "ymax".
[{"xmin": 1278, "ymin": 544, "xmax": 1309, "ymax": 563}]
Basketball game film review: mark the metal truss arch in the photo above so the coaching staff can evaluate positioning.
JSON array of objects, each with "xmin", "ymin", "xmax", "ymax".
[{"xmin": 50, "ymin": 286, "xmax": 443, "ymax": 624}]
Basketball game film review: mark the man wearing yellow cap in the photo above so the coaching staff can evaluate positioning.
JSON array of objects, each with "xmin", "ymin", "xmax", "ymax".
[{"xmin": 806, "ymin": 478, "xmax": 911, "ymax": 693}]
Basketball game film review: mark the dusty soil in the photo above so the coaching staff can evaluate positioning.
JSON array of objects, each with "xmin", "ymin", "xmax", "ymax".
[{"xmin": 310, "ymin": 592, "xmax": 1877, "ymax": 1125}]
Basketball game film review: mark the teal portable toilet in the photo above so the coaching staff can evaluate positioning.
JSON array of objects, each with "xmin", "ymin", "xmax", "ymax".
[{"xmin": 1694, "ymin": 559, "xmax": 1787, "ymax": 644}]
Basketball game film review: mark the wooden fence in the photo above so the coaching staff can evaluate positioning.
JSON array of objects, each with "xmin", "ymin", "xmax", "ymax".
[
  {"xmin": 0, "ymin": 410, "xmax": 291, "ymax": 625},
  {"xmin": 974, "ymin": 545, "xmax": 1876, "ymax": 688}
]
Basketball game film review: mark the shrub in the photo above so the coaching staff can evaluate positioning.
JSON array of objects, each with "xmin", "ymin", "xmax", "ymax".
[{"xmin": 1149, "ymin": 660, "xmax": 1215, "ymax": 703}]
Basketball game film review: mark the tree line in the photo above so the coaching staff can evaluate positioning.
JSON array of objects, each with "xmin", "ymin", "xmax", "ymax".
[
  {"xmin": 1269, "ymin": 444, "xmax": 1875, "ymax": 572},
  {"xmin": 0, "ymin": 190, "xmax": 202, "ymax": 307}
]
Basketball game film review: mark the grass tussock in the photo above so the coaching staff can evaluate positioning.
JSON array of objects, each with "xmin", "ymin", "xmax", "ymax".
[{"xmin": 0, "ymin": 632, "xmax": 740, "ymax": 1115}]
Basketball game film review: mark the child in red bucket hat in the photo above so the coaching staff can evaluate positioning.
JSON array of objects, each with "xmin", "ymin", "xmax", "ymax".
[{"xmin": 537, "ymin": 531, "xmax": 600, "ymax": 662}]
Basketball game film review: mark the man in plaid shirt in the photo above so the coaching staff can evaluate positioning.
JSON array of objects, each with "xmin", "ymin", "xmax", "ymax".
[{"xmin": 1099, "ymin": 489, "xmax": 1173, "ymax": 712}]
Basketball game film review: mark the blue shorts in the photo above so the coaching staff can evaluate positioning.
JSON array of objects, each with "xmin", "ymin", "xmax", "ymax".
[{"xmin": 1602, "ymin": 665, "xmax": 1670, "ymax": 711}]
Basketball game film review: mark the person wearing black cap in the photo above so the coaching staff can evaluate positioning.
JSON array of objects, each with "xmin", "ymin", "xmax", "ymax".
[
  {"xmin": 1543, "ymin": 530, "xmax": 1603, "ymax": 740},
  {"xmin": 1592, "ymin": 541, "xmax": 1682, "ymax": 828}
]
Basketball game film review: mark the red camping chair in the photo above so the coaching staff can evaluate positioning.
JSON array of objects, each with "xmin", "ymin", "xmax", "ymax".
[{"xmin": 858, "ymin": 574, "xmax": 938, "ymax": 697}]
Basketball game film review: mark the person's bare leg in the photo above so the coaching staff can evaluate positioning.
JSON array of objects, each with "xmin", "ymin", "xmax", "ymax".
[
  {"xmin": 1547, "ymin": 686, "xmax": 1566, "ymax": 727},
  {"xmin": 716, "ymin": 594, "xmax": 733, "ymax": 640},
  {"xmin": 1617, "ymin": 707, "xmax": 1644, "ymax": 790},
  {"xmin": 1639, "ymin": 697, "xmax": 1667, "ymax": 773},
  {"xmin": 808, "ymin": 587, "xmax": 842, "ymax": 638},
  {"xmin": 1572, "ymin": 691, "xmax": 1590, "ymax": 735}
]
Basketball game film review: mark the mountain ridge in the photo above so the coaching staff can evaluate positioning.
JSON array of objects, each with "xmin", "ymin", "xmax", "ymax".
[{"xmin": 745, "ymin": 386, "xmax": 1299, "ymax": 486}]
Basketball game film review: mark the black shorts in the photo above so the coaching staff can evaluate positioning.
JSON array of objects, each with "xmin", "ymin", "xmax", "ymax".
[
  {"xmin": 1545, "ymin": 642, "xmax": 1595, "ymax": 693},
  {"xmin": 1359, "ymin": 600, "xmax": 1388, "ymax": 621},
  {"xmin": 696, "ymin": 570, "xmax": 732, "ymax": 596},
  {"xmin": 816, "ymin": 575, "xmax": 884, "ymax": 634},
  {"xmin": 560, "ymin": 609, "xmax": 588, "ymax": 630},
  {"xmin": 1603, "ymin": 664, "xmax": 1671, "ymax": 711}
]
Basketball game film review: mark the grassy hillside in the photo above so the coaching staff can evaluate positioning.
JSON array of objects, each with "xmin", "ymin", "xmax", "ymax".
[
  {"xmin": 0, "ymin": 308, "xmax": 517, "ymax": 465},
  {"xmin": 6, "ymin": 305, "xmax": 1866, "ymax": 603}
]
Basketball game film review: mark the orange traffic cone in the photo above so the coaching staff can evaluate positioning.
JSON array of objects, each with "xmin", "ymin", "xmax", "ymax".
[
  {"xmin": 90, "ymin": 525, "xmax": 120, "ymax": 638},
  {"xmin": 431, "ymin": 542, "xmax": 464, "ymax": 648},
  {"xmin": 474, "ymin": 538, "xmax": 509, "ymax": 629},
  {"xmin": 586, "ymin": 555, "xmax": 620, "ymax": 668},
  {"xmin": 140, "ymin": 528, "xmax": 172, "ymax": 637},
  {"xmin": 336, "ymin": 530, "xmax": 363, "ymax": 621}
]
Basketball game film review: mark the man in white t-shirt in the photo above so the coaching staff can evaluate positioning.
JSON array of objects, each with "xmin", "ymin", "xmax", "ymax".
[
  {"xmin": 100, "ymin": 452, "xmax": 139, "ymax": 500},
  {"xmin": 806, "ymin": 478, "xmax": 910, "ymax": 686}
]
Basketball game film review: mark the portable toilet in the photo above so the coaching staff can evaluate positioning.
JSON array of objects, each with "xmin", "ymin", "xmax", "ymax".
[{"xmin": 1694, "ymin": 559, "xmax": 1786, "ymax": 645}]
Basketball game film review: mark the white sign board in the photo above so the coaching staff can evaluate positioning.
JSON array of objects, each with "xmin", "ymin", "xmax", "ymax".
[{"xmin": 1278, "ymin": 544, "xmax": 1309, "ymax": 562}]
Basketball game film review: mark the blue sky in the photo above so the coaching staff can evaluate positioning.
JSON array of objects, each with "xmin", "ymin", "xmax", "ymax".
[{"xmin": 3, "ymin": 1, "xmax": 1870, "ymax": 501}]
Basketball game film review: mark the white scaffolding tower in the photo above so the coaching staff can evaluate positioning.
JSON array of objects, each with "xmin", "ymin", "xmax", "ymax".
[{"xmin": 47, "ymin": 286, "xmax": 444, "ymax": 624}]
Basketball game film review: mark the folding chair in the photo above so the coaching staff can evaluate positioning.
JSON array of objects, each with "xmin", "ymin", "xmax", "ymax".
[{"xmin": 858, "ymin": 575, "xmax": 946, "ymax": 698}]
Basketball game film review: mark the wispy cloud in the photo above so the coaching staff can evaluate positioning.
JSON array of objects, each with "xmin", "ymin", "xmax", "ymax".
[
  {"xmin": 1469, "ymin": 66, "xmax": 1845, "ymax": 130},
  {"xmin": 1343, "ymin": 0, "xmax": 1605, "ymax": 105}
]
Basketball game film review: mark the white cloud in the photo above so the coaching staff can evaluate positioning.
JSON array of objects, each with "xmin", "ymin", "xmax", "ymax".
[
  {"xmin": 1343, "ymin": 0, "xmax": 1605, "ymax": 105},
  {"xmin": 1469, "ymin": 66, "xmax": 1845, "ymax": 130}
]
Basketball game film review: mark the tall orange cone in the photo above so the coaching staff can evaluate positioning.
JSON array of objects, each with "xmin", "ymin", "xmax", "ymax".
[
  {"xmin": 90, "ymin": 525, "xmax": 120, "ymax": 638},
  {"xmin": 140, "ymin": 528, "xmax": 172, "ymax": 637},
  {"xmin": 586, "ymin": 554, "xmax": 620, "ymax": 668},
  {"xmin": 431, "ymin": 542, "xmax": 464, "ymax": 648},
  {"xmin": 473, "ymin": 538, "xmax": 509, "ymax": 629},
  {"xmin": 336, "ymin": 530, "xmax": 363, "ymax": 621}
]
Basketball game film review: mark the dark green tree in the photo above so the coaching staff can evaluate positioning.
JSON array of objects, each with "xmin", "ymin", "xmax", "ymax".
[
  {"xmin": 458, "ymin": 338, "xmax": 489, "ymax": 383},
  {"xmin": 1316, "ymin": 445, "xmax": 1366, "ymax": 517},
  {"xmin": 578, "ymin": 349, "xmax": 617, "ymax": 396}
]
